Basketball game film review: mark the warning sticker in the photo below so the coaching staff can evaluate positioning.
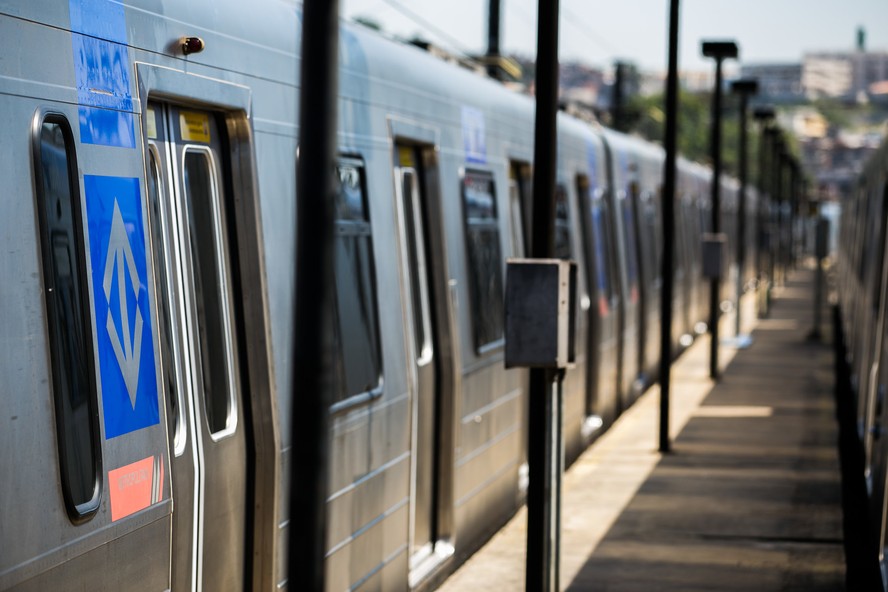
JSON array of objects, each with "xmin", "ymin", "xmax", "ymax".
[
  {"xmin": 180, "ymin": 111, "xmax": 211, "ymax": 143},
  {"xmin": 146, "ymin": 107, "xmax": 157, "ymax": 140},
  {"xmin": 108, "ymin": 455, "xmax": 165, "ymax": 521}
]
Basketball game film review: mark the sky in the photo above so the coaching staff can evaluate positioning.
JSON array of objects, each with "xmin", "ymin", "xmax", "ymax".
[{"xmin": 341, "ymin": 0, "xmax": 888, "ymax": 74}]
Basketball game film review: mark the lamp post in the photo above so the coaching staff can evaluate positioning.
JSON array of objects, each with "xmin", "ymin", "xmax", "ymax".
[
  {"xmin": 526, "ymin": 1, "xmax": 561, "ymax": 589},
  {"xmin": 730, "ymin": 78, "xmax": 758, "ymax": 345},
  {"xmin": 770, "ymin": 132, "xmax": 785, "ymax": 287},
  {"xmin": 752, "ymin": 106, "xmax": 775, "ymax": 317},
  {"xmin": 777, "ymin": 145, "xmax": 790, "ymax": 286},
  {"xmin": 289, "ymin": 0, "xmax": 340, "ymax": 588},
  {"xmin": 659, "ymin": 0, "xmax": 681, "ymax": 454},
  {"xmin": 701, "ymin": 40, "xmax": 738, "ymax": 380}
]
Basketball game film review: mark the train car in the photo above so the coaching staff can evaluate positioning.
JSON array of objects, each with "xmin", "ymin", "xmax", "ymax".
[
  {"xmin": 837, "ymin": 134, "xmax": 888, "ymax": 587},
  {"xmin": 0, "ymin": 2, "xmax": 753, "ymax": 591}
]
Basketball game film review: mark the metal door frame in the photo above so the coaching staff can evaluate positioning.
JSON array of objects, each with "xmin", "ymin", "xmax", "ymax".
[
  {"xmin": 137, "ymin": 63, "xmax": 278, "ymax": 591},
  {"xmin": 388, "ymin": 116, "xmax": 459, "ymax": 587}
]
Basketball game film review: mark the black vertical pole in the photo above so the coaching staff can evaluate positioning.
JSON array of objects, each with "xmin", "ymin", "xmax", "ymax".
[
  {"xmin": 487, "ymin": 0, "xmax": 502, "ymax": 80},
  {"xmin": 709, "ymin": 58, "xmax": 724, "ymax": 380},
  {"xmin": 776, "ymin": 151, "xmax": 786, "ymax": 285},
  {"xmin": 770, "ymin": 135, "xmax": 782, "ymax": 287},
  {"xmin": 789, "ymin": 159, "xmax": 802, "ymax": 269},
  {"xmin": 735, "ymin": 92, "xmax": 749, "ymax": 337},
  {"xmin": 659, "ymin": 0, "xmax": 680, "ymax": 454},
  {"xmin": 612, "ymin": 62, "xmax": 625, "ymax": 132},
  {"xmin": 289, "ymin": 0, "xmax": 339, "ymax": 589},
  {"xmin": 756, "ymin": 124, "xmax": 768, "ymax": 298},
  {"xmin": 527, "ymin": 0, "xmax": 560, "ymax": 590}
]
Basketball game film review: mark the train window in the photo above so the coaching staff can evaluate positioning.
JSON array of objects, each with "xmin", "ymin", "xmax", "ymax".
[
  {"xmin": 33, "ymin": 114, "xmax": 102, "ymax": 522},
  {"xmin": 873, "ymin": 184, "xmax": 888, "ymax": 314},
  {"xmin": 621, "ymin": 197, "xmax": 640, "ymax": 299},
  {"xmin": 554, "ymin": 185, "xmax": 572, "ymax": 259},
  {"xmin": 591, "ymin": 199, "xmax": 614, "ymax": 303},
  {"xmin": 462, "ymin": 170, "xmax": 505, "ymax": 352},
  {"xmin": 509, "ymin": 161, "xmax": 532, "ymax": 256},
  {"xmin": 182, "ymin": 148, "xmax": 236, "ymax": 435},
  {"xmin": 332, "ymin": 159, "xmax": 383, "ymax": 404}
]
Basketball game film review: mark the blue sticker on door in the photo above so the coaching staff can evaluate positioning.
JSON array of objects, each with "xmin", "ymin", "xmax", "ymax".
[{"xmin": 85, "ymin": 175, "xmax": 159, "ymax": 439}]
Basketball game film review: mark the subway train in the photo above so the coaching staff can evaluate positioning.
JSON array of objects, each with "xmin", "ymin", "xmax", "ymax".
[
  {"xmin": 836, "ymin": 134, "xmax": 888, "ymax": 588},
  {"xmin": 0, "ymin": 2, "xmax": 759, "ymax": 590}
]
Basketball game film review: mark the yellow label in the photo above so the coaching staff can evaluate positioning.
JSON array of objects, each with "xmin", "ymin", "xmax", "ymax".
[
  {"xmin": 180, "ymin": 111, "xmax": 210, "ymax": 143},
  {"xmin": 146, "ymin": 107, "xmax": 157, "ymax": 140},
  {"xmin": 398, "ymin": 146, "xmax": 415, "ymax": 168}
]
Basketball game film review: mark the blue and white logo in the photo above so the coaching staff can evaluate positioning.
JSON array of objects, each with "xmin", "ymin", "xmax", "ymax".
[
  {"xmin": 461, "ymin": 105, "xmax": 487, "ymax": 164},
  {"xmin": 85, "ymin": 175, "xmax": 159, "ymax": 439}
]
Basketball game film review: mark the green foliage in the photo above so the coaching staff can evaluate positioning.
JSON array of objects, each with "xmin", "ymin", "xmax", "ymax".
[{"xmin": 626, "ymin": 90, "xmax": 759, "ymax": 178}]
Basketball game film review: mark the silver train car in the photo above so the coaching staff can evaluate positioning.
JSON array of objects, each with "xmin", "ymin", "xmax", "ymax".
[
  {"xmin": 837, "ymin": 134, "xmax": 888, "ymax": 587},
  {"xmin": 0, "ymin": 2, "xmax": 753, "ymax": 590}
]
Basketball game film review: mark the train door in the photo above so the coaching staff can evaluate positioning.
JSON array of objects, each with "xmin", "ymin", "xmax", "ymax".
[
  {"xmin": 869, "ymin": 185, "xmax": 888, "ymax": 585},
  {"xmin": 577, "ymin": 173, "xmax": 619, "ymax": 427},
  {"xmin": 864, "ymin": 183, "xmax": 888, "ymax": 492},
  {"xmin": 145, "ymin": 102, "xmax": 249, "ymax": 590},
  {"xmin": 395, "ymin": 144, "xmax": 443, "ymax": 580}
]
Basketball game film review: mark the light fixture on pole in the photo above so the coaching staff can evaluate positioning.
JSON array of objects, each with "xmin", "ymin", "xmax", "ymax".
[
  {"xmin": 729, "ymin": 78, "xmax": 758, "ymax": 347},
  {"xmin": 701, "ymin": 39, "xmax": 738, "ymax": 380}
]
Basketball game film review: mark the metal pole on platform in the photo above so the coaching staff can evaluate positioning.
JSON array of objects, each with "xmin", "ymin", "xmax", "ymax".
[
  {"xmin": 288, "ymin": 0, "xmax": 339, "ymax": 589},
  {"xmin": 486, "ymin": 0, "xmax": 502, "ymax": 80},
  {"xmin": 659, "ymin": 0, "xmax": 680, "ymax": 454},
  {"xmin": 526, "ymin": 0, "xmax": 560, "ymax": 590},
  {"xmin": 701, "ymin": 40, "xmax": 738, "ymax": 380},
  {"xmin": 730, "ymin": 79, "xmax": 758, "ymax": 344},
  {"xmin": 753, "ymin": 107, "xmax": 775, "ymax": 318},
  {"xmin": 770, "ymin": 133, "xmax": 784, "ymax": 287}
]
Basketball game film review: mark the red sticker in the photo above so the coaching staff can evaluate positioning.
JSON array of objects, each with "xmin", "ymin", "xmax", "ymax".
[{"xmin": 108, "ymin": 456, "xmax": 155, "ymax": 521}]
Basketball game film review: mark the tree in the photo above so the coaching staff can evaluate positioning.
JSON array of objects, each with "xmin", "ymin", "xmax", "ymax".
[{"xmin": 626, "ymin": 89, "xmax": 754, "ymax": 178}]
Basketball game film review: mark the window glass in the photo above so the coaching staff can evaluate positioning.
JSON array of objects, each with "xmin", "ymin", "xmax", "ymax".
[
  {"xmin": 333, "ymin": 160, "xmax": 383, "ymax": 402},
  {"xmin": 462, "ymin": 170, "xmax": 504, "ymax": 351},
  {"xmin": 183, "ymin": 150, "xmax": 233, "ymax": 434},
  {"xmin": 400, "ymin": 169, "xmax": 432, "ymax": 362},
  {"xmin": 36, "ymin": 117, "xmax": 101, "ymax": 519},
  {"xmin": 873, "ymin": 185, "xmax": 888, "ymax": 313},
  {"xmin": 591, "ymin": 201, "xmax": 612, "ymax": 302},
  {"xmin": 622, "ymin": 197, "xmax": 640, "ymax": 299},
  {"xmin": 554, "ymin": 185, "xmax": 572, "ymax": 259}
]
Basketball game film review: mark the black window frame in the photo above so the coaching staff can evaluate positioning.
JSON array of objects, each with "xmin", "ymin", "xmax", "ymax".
[
  {"xmin": 461, "ymin": 168, "xmax": 505, "ymax": 354},
  {"xmin": 330, "ymin": 156, "xmax": 384, "ymax": 413},
  {"xmin": 31, "ymin": 111, "xmax": 103, "ymax": 523}
]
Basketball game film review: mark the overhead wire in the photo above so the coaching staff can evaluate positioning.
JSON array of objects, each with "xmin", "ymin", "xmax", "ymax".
[{"xmin": 373, "ymin": 0, "xmax": 487, "ymax": 68}]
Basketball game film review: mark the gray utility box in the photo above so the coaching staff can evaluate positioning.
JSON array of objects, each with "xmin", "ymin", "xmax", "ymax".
[
  {"xmin": 504, "ymin": 258, "xmax": 577, "ymax": 369},
  {"xmin": 701, "ymin": 232, "xmax": 727, "ymax": 279}
]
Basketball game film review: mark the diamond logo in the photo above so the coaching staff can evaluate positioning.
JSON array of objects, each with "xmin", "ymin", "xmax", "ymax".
[{"xmin": 103, "ymin": 199, "xmax": 143, "ymax": 407}]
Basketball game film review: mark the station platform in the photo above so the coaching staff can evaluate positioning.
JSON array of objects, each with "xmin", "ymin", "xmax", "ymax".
[{"xmin": 437, "ymin": 266, "xmax": 844, "ymax": 591}]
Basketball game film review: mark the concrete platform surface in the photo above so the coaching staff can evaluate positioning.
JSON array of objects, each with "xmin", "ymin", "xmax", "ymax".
[{"xmin": 436, "ymin": 268, "xmax": 844, "ymax": 591}]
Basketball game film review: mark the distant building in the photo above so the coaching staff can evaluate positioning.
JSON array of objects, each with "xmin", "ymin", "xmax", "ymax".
[
  {"xmin": 803, "ymin": 52, "xmax": 856, "ymax": 99},
  {"xmin": 739, "ymin": 63, "xmax": 803, "ymax": 102},
  {"xmin": 777, "ymin": 107, "xmax": 828, "ymax": 139},
  {"xmin": 803, "ymin": 50, "xmax": 888, "ymax": 100},
  {"xmin": 678, "ymin": 70, "xmax": 713, "ymax": 93}
]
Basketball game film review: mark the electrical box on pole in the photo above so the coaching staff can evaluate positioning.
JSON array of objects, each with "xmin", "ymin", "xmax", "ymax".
[
  {"xmin": 702, "ymin": 232, "xmax": 727, "ymax": 280},
  {"xmin": 505, "ymin": 259, "xmax": 577, "ymax": 370}
]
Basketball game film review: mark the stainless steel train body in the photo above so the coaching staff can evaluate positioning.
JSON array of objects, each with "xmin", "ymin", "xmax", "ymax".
[
  {"xmin": 0, "ymin": 2, "xmax": 747, "ymax": 590},
  {"xmin": 837, "ymin": 134, "xmax": 888, "ymax": 587}
]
